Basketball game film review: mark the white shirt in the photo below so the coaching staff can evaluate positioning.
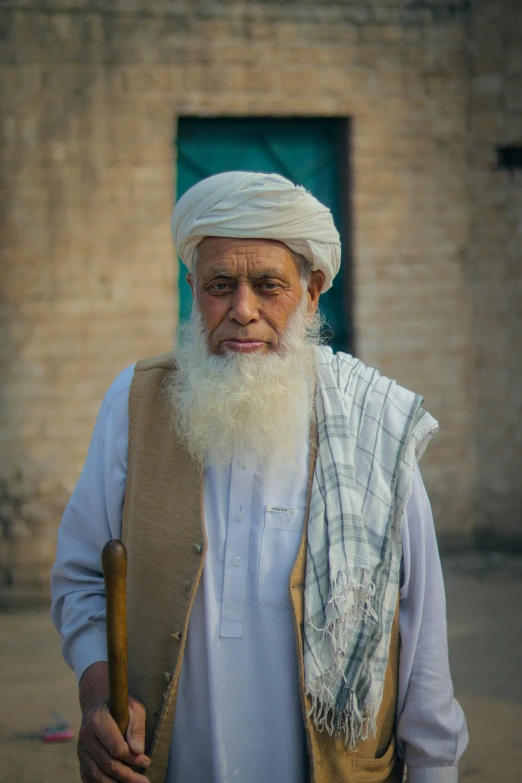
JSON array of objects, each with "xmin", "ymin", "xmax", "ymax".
[{"xmin": 51, "ymin": 364, "xmax": 468, "ymax": 783}]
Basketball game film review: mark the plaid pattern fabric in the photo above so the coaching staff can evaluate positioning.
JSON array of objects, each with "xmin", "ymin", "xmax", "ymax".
[{"xmin": 305, "ymin": 348, "xmax": 439, "ymax": 746}]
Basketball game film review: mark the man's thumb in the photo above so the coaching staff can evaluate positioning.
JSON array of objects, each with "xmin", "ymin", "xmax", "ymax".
[{"xmin": 126, "ymin": 697, "xmax": 147, "ymax": 755}]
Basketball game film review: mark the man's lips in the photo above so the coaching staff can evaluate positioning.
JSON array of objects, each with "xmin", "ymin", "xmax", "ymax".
[{"xmin": 221, "ymin": 339, "xmax": 267, "ymax": 353}]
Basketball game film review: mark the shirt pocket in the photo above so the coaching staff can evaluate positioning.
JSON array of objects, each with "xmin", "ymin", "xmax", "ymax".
[{"xmin": 258, "ymin": 505, "xmax": 305, "ymax": 610}]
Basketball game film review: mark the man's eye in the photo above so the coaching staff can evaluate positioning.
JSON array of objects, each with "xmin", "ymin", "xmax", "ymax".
[
  {"xmin": 259, "ymin": 281, "xmax": 280, "ymax": 291},
  {"xmin": 209, "ymin": 282, "xmax": 233, "ymax": 293}
]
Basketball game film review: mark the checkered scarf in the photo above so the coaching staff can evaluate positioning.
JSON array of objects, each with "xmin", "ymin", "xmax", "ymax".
[{"xmin": 305, "ymin": 348, "xmax": 438, "ymax": 746}]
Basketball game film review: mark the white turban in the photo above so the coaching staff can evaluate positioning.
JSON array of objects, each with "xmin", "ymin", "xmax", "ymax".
[{"xmin": 171, "ymin": 171, "xmax": 341, "ymax": 292}]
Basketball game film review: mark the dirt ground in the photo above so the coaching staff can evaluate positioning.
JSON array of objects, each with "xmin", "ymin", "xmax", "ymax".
[{"xmin": 1, "ymin": 553, "xmax": 521, "ymax": 783}]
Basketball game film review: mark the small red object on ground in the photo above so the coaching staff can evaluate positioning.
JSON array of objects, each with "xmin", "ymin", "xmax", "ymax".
[{"xmin": 42, "ymin": 726, "xmax": 75, "ymax": 742}]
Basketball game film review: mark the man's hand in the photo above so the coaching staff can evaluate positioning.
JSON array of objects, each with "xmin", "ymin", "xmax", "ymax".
[{"xmin": 78, "ymin": 662, "xmax": 151, "ymax": 783}]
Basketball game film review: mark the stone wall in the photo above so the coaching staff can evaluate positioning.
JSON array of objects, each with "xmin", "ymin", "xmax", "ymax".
[{"xmin": 0, "ymin": 0, "xmax": 518, "ymax": 605}]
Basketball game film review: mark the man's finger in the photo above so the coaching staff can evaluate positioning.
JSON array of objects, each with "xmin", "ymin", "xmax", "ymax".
[
  {"xmin": 90, "ymin": 710, "xmax": 148, "ymax": 769},
  {"xmin": 126, "ymin": 697, "xmax": 148, "ymax": 759},
  {"xmin": 80, "ymin": 750, "xmax": 113, "ymax": 782},
  {"xmin": 84, "ymin": 743, "xmax": 149, "ymax": 783}
]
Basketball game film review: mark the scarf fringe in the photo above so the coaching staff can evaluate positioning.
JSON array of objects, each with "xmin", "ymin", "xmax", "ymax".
[
  {"xmin": 306, "ymin": 690, "xmax": 378, "ymax": 749},
  {"xmin": 306, "ymin": 568, "xmax": 379, "ymax": 747}
]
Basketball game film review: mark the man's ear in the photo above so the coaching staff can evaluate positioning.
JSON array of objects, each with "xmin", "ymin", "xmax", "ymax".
[
  {"xmin": 186, "ymin": 272, "xmax": 195, "ymax": 299},
  {"xmin": 307, "ymin": 270, "xmax": 325, "ymax": 313}
]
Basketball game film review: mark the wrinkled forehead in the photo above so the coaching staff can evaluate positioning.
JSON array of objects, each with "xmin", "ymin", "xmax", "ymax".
[{"xmin": 194, "ymin": 236, "xmax": 299, "ymax": 280}]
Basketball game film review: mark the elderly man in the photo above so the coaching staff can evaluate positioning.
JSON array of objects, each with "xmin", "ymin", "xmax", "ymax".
[{"xmin": 51, "ymin": 172, "xmax": 467, "ymax": 783}]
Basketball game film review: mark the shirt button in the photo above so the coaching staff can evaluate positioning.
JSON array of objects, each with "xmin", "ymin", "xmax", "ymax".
[
  {"xmin": 237, "ymin": 460, "xmax": 247, "ymax": 470},
  {"xmin": 236, "ymin": 510, "xmax": 244, "ymax": 522},
  {"xmin": 232, "ymin": 556, "xmax": 241, "ymax": 567}
]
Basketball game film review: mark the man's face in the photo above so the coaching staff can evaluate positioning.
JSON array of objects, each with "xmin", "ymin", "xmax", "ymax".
[{"xmin": 187, "ymin": 237, "xmax": 324, "ymax": 356}]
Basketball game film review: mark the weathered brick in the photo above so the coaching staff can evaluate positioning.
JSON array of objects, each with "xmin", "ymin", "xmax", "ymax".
[
  {"xmin": 183, "ymin": 65, "xmax": 237, "ymax": 93},
  {"xmin": 235, "ymin": 67, "xmax": 281, "ymax": 94}
]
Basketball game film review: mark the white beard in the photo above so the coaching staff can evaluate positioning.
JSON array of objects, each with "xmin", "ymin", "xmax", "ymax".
[{"xmin": 169, "ymin": 299, "xmax": 322, "ymax": 471}]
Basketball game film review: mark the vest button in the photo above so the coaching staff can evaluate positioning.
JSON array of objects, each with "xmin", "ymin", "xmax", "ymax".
[
  {"xmin": 192, "ymin": 543, "xmax": 203, "ymax": 554},
  {"xmin": 171, "ymin": 630, "xmax": 182, "ymax": 641},
  {"xmin": 164, "ymin": 671, "xmax": 171, "ymax": 683}
]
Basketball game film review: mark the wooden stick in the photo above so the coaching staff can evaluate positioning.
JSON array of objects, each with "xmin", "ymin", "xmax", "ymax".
[{"xmin": 102, "ymin": 539, "xmax": 129, "ymax": 737}]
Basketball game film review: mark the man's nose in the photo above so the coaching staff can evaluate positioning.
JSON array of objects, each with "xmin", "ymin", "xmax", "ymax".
[{"xmin": 229, "ymin": 283, "xmax": 260, "ymax": 325}]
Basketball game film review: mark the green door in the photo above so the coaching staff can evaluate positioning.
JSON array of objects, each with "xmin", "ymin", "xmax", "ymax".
[{"xmin": 176, "ymin": 117, "xmax": 351, "ymax": 353}]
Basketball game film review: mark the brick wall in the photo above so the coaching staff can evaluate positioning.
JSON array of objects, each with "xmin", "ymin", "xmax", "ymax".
[
  {"xmin": 0, "ymin": 0, "xmax": 518, "ymax": 605},
  {"xmin": 467, "ymin": 0, "xmax": 522, "ymax": 547}
]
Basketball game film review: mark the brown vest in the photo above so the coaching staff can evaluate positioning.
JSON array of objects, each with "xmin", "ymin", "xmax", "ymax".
[{"xmin": 122, "ymin": 352, "xmax": 404, "ymax": 783}]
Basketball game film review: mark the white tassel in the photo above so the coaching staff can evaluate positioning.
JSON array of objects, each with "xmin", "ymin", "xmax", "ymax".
[{"xmin": 305, "ymin": 567, "xmax": 380, "ymax": 748}]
